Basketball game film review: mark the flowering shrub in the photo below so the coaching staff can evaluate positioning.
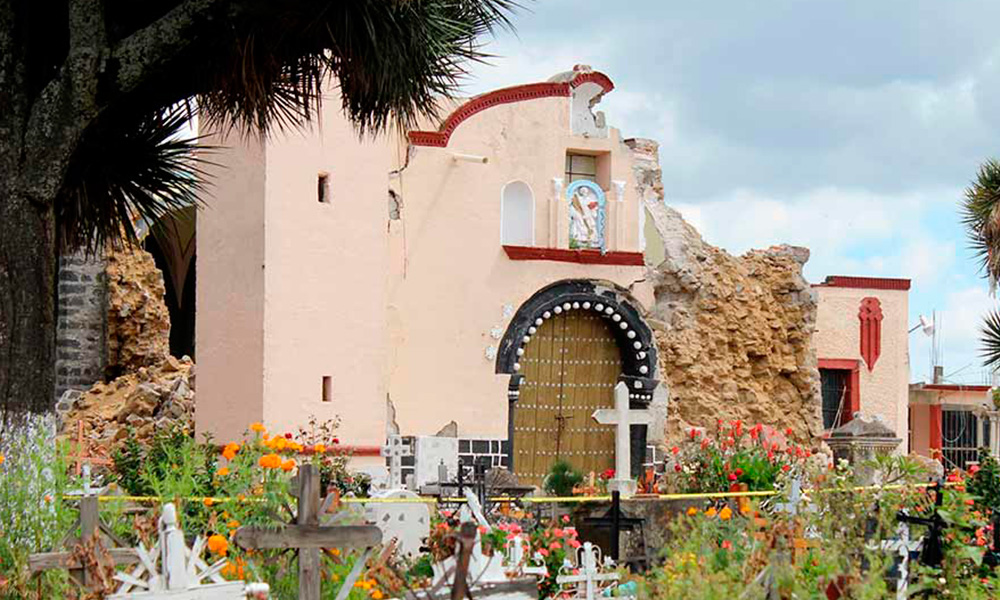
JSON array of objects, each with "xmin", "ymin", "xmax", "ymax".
[{"xmin": 662, "ymin": 421, "xmax": 813, "ymax": 493}]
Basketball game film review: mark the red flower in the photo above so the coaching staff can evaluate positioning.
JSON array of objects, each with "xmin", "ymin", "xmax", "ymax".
[
  {"xmin": 332, "ymin": 437, "xmax": 340, "ymax": 444},
  {"xmin": 690, "ymin": 429, "xmax": 699, "ymax": 439},
  {"xmin": 721, "ymin": 540, "xmax": 733, "ymax": 551},
  {"xmin": 671, "ymin": 446, "xmax": 680, "ymax": 455},
  {"xmin": 785, "ymin": 427, "xmax": 793, "ymax": 436},
  {"xmin": 284, "ymin": 432, "xmax": 292, "ymax": 439},
  {"xmin": 674, "ymin": 464, "xmax": 682, "ymax": 472},
  {"xmin": 970, "ymin": 465, "xmax": 981, "ymax": 475},
  {"xmin": 727, "ymin": 473, "xmax": 737, "ymax": 482},
  {"xmin": 601, "ymin": 468, "xmax": 615, "ymax": 480},
  {"xmin": 767, "ymin": 451, "xmax": 775, "ymax": 461},
  {"xmin": 734, "ymin": 468, "xmax": 744, "ymax": 477},
  {"xmin": 701, "ymin": 439, "xmax": 710, "ymax": 450},
  {"xmin": 782, "ymin": 464, "xmax": 791, "ymax": 472}
]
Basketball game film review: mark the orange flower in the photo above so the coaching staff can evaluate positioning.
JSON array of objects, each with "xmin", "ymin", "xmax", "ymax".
[
  {"xmin": 372, "ymin": 590, "xmax": 384, "ymax": 599},
  {"xmin": 686, "ymin": 507, "xmax": 698, "ymax": 516},
  {"xmin": 204, "ymin": 497, "xmax": 215, "ymax": 507},
  {"xmin": 314, "ymin": 444, "xmax": 326, "ymax": 454},
  {"xmin": 216, "ymin": 467, "xmax": 230, "ymax": 477},
  {"xmin": 222, "ymin": 443, "xmax": 240, "ymax": 461},
  {"xmin": 44, "ymin": 494, "xmax": 53, "ymax": 503},
  {"xmin": 704, "ymin": 507, "xmax": 717, "ymax": 517},
  {"xmin": 0, "ymin": 454, "xmax": 5, "ymax": 466},
  {"xmin": 719, "ymin": 507, "xmax": 732, "ymax": 521},
  {"xmin": 250, "ymin": 422, "xmax": 265, "ymax": 433},
  {"xmin": 281, "ymin": 459, "xmax": 296, "ymax": 472},
  {"xmin": 259, "ymin": 453, "xmax": 281, "ymax": 469},
  {"xmin": 207, "ymin": 534, "xmax": 228, "ymax": 556},
  {"xmin": 227, "ymin": 520, "xmax": 241, "ymax": 530}
]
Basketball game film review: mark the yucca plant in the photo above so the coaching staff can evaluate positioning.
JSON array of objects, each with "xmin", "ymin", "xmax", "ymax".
[{"xmin": 961, "ymin": 160, "xmax": 1000, "ymax": 368}]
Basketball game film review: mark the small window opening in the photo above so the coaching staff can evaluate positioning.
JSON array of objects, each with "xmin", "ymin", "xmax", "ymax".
[
  {"xmin": 318, "ymin": 173, "xmax": 330, "ymax": 204},
  {"xmin": 565, "ymin": 153, "xmax": 597, "ymax": 184},
  {"xmin": 322, "ymin": 376, "xmax": 332, "ymax": 402}
]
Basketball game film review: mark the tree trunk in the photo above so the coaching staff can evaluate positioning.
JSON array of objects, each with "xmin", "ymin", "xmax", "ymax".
[{"xmin": 0, "ymin": 179, "xmax": 58, "ymax": 415}]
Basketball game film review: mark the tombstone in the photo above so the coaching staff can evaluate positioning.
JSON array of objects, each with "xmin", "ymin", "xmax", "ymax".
[
  {"xmin": 591, "ymin": 382, "xmax": 653, "ymax": 497},
  {"xmin": 879, "ymin": 524, "xmax": 921, "ymax": 600},
  {"xmin": 361, "ymin": 489, "xmax": 431, "ymax": 558},
  {"xmin": 826, "ymin": 415, "xmax": 902, "ymax": 485},
  {"xmin": 414, "ymin": 435, "xmax": 459, "ymax": 488},
  {"xmin": 112, "ymin": 503, "xmax": 269, "ymax": 599},
  {"xmin": 380, "ymin": 435, "xmax": 412, "ymax": 489}
]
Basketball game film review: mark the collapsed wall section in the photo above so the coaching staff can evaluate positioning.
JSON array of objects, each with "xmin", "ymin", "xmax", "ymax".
[{"xmin": 627, "ymin": 139, "xmax": 823, "ymax": 444}]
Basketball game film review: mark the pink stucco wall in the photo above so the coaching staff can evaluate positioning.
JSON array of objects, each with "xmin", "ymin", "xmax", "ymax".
[
  {"xmin": 197, "ymin": 75, "xmax": 654, "ymax": 446},
  {"xmin": 813, "ymin": 282, "xmax": 910, "ymax": 452}
]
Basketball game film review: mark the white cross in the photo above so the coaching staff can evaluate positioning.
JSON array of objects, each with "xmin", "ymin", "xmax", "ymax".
[
  {"xmin": 772, "ymin": 477, "xmax": 804, "ymax": 515},
  {"xmin": 556, "ymin": 542, "xmax": 620, "ymax": 600},
  {"xmin": 592, "ymin": 382, "xmax": 652, "ymax": 497},
  {"xmin": 880, "ymin": 524, "xmax": 921, "ymax": 600},
  {"xmin": 380, "ymin": 435, "xmax": 410, "ymax": 489}
]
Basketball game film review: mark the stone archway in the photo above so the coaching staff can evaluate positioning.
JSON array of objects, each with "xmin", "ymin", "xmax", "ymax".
[{"xmin": 497, "ymin": 280, "xmax": 659, "ymax": 486}]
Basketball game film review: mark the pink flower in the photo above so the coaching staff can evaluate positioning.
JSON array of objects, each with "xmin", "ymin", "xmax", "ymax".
[
  {"xmin": 549, "ymin": 541, "xmax": 562, "ymax": 550},
  {"xmin": 563, "ymin": 527, "xmax": 577, "ymax": 537},
  {"xmin": 538, "ymin": 548, "xmax": 550, "ymax": 557},
  {"xmin": 552, "ymin": 528, "xmax": 564, "ymax": 537},
  {"xmin": 721, "ymin": 540, "xmax": 733, "ymax": 551},
  {"xmin": 561, "ymin": 515, "xmax": 570, "ymax": 524},
  {"xmin": 478, "ymin": 525, "xmax": 489, "ymax": 535},
  {"xmin": 568, "ymin": 539, "xmax": 581, "ymax": 549}
]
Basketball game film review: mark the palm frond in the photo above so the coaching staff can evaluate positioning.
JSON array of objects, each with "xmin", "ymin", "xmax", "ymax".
[
  {"xmin": 198, "ymin": 0, "xmax": 520, "ymax": 137},
  {"xmin": 56, "ymin": 104, "xmax": 208, "ymax": 253},
  {"xmin": 979, "ymin": 309, "xmax": 1000, "ymax": 369},
  {"xmin": 961, "ymin": 159, "xmax": 1000, "ymax": 291}
]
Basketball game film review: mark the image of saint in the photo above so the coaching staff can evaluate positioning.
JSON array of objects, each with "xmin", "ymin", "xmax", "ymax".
[{"xmin": 569, "ymin": 185, "xmax": 602, "ymax": 249}]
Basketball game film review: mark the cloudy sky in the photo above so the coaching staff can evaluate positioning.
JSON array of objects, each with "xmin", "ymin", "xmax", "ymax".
[{"xmin": 464, "ymin": 0, "xmax": 1000, "ymax": 385}]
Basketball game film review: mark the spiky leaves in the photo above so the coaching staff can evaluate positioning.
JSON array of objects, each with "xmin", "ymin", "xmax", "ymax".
[
  {"xmin": 981, "ymin": 309, "xmax": 1000, "ymax": 369},
  {"xmin": 55, "ymin": 105, "xmax": 205, "ymax": 254},
  {"xmin": 198, "ymin": 0, "xmax": 518, "ymax": 137},
  {"xmin": 962, "ymin": 159, "xmax": 1000, "ymax": 292}
]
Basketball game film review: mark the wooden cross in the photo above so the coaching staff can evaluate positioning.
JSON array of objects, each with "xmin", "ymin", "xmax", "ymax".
[
  {"xmin": 234, "ymin": 464, "xmax": 383, "ymax": 600},
  {"xmin": 591, "ymin": 382, "xmax": 652, "ymax": 497},
  {"xmin": 555, "ymin": 542, "xmax": 620, "ymax": 600},
  {"xmin": 380, "ymin": 435, "xmax": 410, "ymax": 489},
  {"xmin": 28, "ymin": 494, "xmax": 139, "ymax": 588},
  {"xmin": 72, "ymin": 419, "xmax": 113, "ymax": 476}
]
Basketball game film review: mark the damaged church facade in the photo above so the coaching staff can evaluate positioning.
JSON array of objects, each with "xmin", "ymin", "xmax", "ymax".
[{"xmin": 196, "ymin": 68, "xmax": 669, "ymax": 485}]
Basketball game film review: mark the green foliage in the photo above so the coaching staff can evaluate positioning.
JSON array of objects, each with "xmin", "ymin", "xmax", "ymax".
[
  {"xmin": 968, "ymin": 449, "xmax": 1000, "ymax": 511},
  {"xmin": 543, "ymin": 460, "xmax": 584, "ymax": 497},
  {"xmin": 0, "ymin": 417, "xmax": 78, "ymax": 599},
  {"xmin": 664, "ymin": 422, "xmax": 810, "ymax": 494},
  {"xmin": 962, "ymin": 158, "xmax": 1000, "ymax": 289}
]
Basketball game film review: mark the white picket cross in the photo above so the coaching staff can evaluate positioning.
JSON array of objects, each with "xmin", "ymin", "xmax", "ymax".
[{"xmin": 592, "ymin": 382, "xmax": 652, "ymax": 497}]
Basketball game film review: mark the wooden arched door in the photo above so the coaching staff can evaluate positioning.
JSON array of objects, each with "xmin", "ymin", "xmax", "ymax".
[{"xmin": 513, "ymin": 309, "xmax": 621, "ymax": 486}]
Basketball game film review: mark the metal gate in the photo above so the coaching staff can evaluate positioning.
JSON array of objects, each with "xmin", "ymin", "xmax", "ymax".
[
  {"xmin": 942, "ymin": 409, "xmax": 979, "ymax": 470},
  {"xmin": 512, "ymin": 310, "xmax": 621, "ymax": 486}
]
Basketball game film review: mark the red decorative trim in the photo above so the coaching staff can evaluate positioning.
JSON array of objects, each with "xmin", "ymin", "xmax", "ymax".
[
  {"xmin": 813, "ymin": 276, "xmax": 911, "ymax": 291},
  {"xmin": 818, "ymin": 358, "xmax": 860, "ymax": 424},
  {"xmin": 408, "ymin": 71, "xmax": 615, "ymax": 148},
  {"xmin": 503, "ymin": 245, "xmax": 644, "ymax": 266},
  {"xmin": 921, "ymin": 384, "xmax": 993, "ymax": 393},
  {"xmin": 929, "ymin": 405, "xmax": 943, "ymax": 452},
  {"xmin": 859, "ymin": 297, "xmax": 883, "ymax": 371}
]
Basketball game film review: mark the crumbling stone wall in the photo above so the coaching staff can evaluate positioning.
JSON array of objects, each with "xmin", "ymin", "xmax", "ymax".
[
  {"xmin": 627, "ymin": 139, "xmax": 823, "ymax": 444},
  {"xmin": 55, "ymin": 252, "xmax": 108, "ymax": 402},
  {"xmin": 105, "ymin": 248, "xmax": 171, "ymax": 377}
]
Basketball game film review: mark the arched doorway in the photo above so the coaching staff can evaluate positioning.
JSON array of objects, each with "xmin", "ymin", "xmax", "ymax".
[
  {"xmin": 514, "ymin": 309, "xmax": 620, "ymax": 485},
  {"xmin": 497, "ymin": 280, "xmax": 660, "ymax": 487}
]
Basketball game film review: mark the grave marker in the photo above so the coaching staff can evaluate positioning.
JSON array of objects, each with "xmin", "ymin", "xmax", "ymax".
[{"xmin": 591, "ymin": 382, "xmax": 652, "ymax": 496}]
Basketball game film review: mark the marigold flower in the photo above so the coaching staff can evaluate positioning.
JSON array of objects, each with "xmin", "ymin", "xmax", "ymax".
[
  {"xmin": 204, "ymin": 497, "xmax": 215, "ymax": 507},
  {"xmin": 227, "ymin": 520, "xmax": 240, "ymax": 529},
  {"xmin": 250, "ymin": 422, "xmax": 265, "ymax": 433},
  {"xmin": 719, "ymin": 507, "xmax": 732, "ymax": 520},
  {"xmin": 281, "ymin": 459, "xmax": 296, "ymax": 472},
  {"xmin": 314, "ymin": 443, "xmax": 326, "ymax": 454},
  {"xmin": 704, "ymin": 507, "xmax": 717, "ymax": 517},
  {"xmin": 372, "ymin": 590, "xmax": 384, "ymax": 599},
  {"xmin": 216, "ymin": 467, "xmax": 230, "ymax": 477},
  {"xmin": 686, "ymin": 507, "xmax": 698, "ymax": 516},
  {"xmin": 0, "ymin": 454, "xmax": 5, "ymax": 466},
  {"xmin": 259, "ymin": 453, "xmax": 282, "ymax": 469},
  {"xmin": 222, "ymin": 443, "xmax": 240, "ymax": 461},
  {"xmin": 207, "ymin": 534, "xmax": 229, "ymax": 556}
]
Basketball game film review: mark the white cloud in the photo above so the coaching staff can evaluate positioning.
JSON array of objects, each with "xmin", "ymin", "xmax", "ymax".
[{"xmin": 912, "ymin": 286, "xmax": 998, "ymax": 384}]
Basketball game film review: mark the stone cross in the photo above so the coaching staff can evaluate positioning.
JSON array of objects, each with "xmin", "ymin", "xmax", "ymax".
[
  {"xmin": 772, "ymin": 477, "xmax": 804, "ymax": 515},
  {"xmin": 592, "ymin": 382, "xmax": 652, "ymax": 497},
  {"xmin": 235, "ymin": 465, "xmax": 383, "ymax": 600},
  {"xmin": 556, "ymin": 542, "xmax": 620, "ymax": 600},
  {"xmin": 380, "ymin": 434, "xmax": 410, "ymax": 489}
]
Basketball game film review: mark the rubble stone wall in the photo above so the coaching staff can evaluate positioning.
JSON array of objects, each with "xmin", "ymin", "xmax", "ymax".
[
  {"xmin": 627, "ymin": 139, "xmax": 824, "ymax": 445},
  {"xmin": 55, "ymin": 252, "xmax": 108, "ymax": 402},
  {"xmin": 105, "ymin": 248, "xmax": 171, "ymax": 377}
]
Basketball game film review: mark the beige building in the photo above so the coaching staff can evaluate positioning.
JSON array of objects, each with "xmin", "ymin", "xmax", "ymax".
[
  {"xmin": 812, "ymin": 276, "xmax": 911, "ymax": 453},
  {"xmin": 196, "ymin": 68, "xmax": 668, "ymax": 484}
]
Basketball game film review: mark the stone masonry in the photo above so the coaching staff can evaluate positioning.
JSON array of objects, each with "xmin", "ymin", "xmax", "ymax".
[
  {"xmin": 55, "ymin": 251, "xmax": 108, "ymax": 403},
  {"xmin": 628, "ymin": 138, "xmax": 824, "ymax": 446}
]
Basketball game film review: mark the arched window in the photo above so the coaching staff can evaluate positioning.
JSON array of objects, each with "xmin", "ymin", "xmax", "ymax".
[{"xmin": 501, "ymin": 181, "xmax": 534, "ymax": 246}]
